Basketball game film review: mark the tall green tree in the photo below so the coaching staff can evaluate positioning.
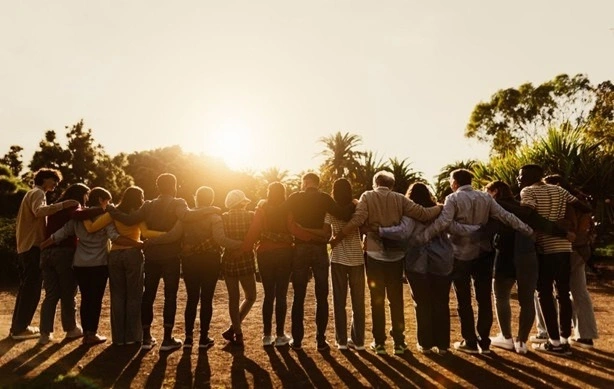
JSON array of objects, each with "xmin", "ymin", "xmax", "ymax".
[
  {"xmin": 354, "ymin": 151, "xmax": 388, "ymax": 197},
  {"xmin": 465, "ymin": 74, "xmax": 598, "ymax": 156},
  {"xmin": 387, "ymin": 157, "xmax": 423, "ymax": 195},
  {"xmin": 318, "ymin": 132, "xmax": 365, "ymax": 187},
  {"xmin": 433, "ymin": 160, "xmax": 478, "ymax": 201},
  {"xmin": 1, "ymin": 146, "xmax": 24, "ymax": 177}
]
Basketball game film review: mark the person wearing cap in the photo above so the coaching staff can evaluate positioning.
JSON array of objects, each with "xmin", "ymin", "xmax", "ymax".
[{"xmin": 220, "ymin": 189, "xmax": 256, "ymax": 346}]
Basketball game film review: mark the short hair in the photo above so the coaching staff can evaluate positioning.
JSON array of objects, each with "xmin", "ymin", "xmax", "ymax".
[
  {"xmin": 520, "ymin": 164, "xmax": 544, "ymax": 185},
  {"xmin": 56, "ymin": 183, "xmax": 90, "ymax": 206},
  {"xmin": 86, "ymin": 187, "xmax": 112, "ymax": 207},
  {"xmin": 33, "ymin": 168, "xmax": 62, "ymax": 186},
  {"xmin": 195, "ymin": 186, "xmax": 215, "ymax": 208},
  {"xmin": 156, "ymin": 173, "xmax": 177, "ymax": 195},
  {"xmin": 302, "ymin": 172, "xmax": 320, "ymax": 186},
  {"xmin": 450, "ymin": 169, "xmax": 473, "ymax": 186},
  {"xmin": 485, "ymin": 181, "xmax": 514, "ymax": 200},
  {"xmin": 543, "ymin": 174, "xmax": 565, "ymax": 186},
  {"xmin": 373, "ymin": 170, "xmax": 395, "ymax": 189},
  {"xmin": 406, "ymin": 182, "xmax": 436, "ymax": 207},
  {"xmin": 332, "ymin": 178, "xmax": 353, "ymax": 206}
]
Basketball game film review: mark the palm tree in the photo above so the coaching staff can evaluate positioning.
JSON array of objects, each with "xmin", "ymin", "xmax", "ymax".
[
  {"xmin": 433, "ymin": 160, "xmax": 478, "ymax": 201},
  {"xmin": 387, "ymin": 157, "xmax": 423, "ymax": 194},
  {"xmin": 354, "ymin": 150, "xmax": 389, "ymax": 196},
  {"xmin": 259, "ymin": 167, "xmax": 289, "ymax": 185},
  {"xmin": 318, "ymin": 132, "xmax": 365, "ymax": 184}
]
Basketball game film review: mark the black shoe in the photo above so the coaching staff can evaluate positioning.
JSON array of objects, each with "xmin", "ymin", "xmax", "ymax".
[
  {"xmin": 199, "ymin": 337, "xmax": 215, "ymax": 349},
  {"xmin": 533, "ymin": 341, "xmax": 572, "ymax": 356},
  {"xmin": 183, "ymin": 337, "xmax": 193, "ymax": 348},
  {"xmin": 317, "ymin": 340, "xmax": 330, "ymax": 352},
  {"xmin": 289, "ymin": 340, "xmax": 302, "ymax": 350},
  {"xmin": 222, "ymin": 327, "xmax": 235, "ymax": 342},
  {"xmin": 453, "ymin": 340, "xmax": 479, "ymax": 354}
]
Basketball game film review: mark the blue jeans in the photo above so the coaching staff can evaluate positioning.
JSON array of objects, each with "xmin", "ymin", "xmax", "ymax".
[
  {"xmin": 258, "ymin": 247, "xmax": 293, "ymax": 336},
  {"xmin": 331, "ymin": 263, "xmax": 365, "ymax": 347},
  {"xmin": 108, "ymin": 248, "xmax": 144, "ymax": 344},
  {"xmin": 11, "ymin": 247, "xmax": 42, "ymax": 334},
  {"xmin": 40, "ymin": 247, "xmax": 78, "ymax": 334},
  {"xmin": 291, "ymin": 243, "xmax": 329, "ymax": 344}
]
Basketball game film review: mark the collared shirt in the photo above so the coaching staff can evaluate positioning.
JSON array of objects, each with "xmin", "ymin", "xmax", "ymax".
[
  {"xmin": 344, "ymin": 187, "xmax": 441, "ymax": 261},
  {"xmin": 52, "ymin": 218, "xmax": 120, "ymax": 267},
  {"xmin": 16, "ymin": 186, "xmax": 64, "ymax": 254},
  {"xmin": 420, "ymin": 185, "xmax": 533, "ymax": 261},
  {"xmin": 222, "ymin": 208, "xmax": 255, "ymax": 277},
  {"xmin": 520, "ymin": 183, "xmax": 576, "ymax": 254}
]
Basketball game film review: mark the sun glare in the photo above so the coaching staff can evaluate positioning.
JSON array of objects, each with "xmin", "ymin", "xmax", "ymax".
[{"xmin": 204, "ymin": 120, "xmax": 254, "ymax": 170}]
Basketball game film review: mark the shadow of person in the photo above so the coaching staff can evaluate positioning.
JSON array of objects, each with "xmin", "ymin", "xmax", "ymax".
[
  {"xmin": 526, "ymin": 351, "xmax": 614, "ymax": 388},
  {"xmin": 339, "ymin": 349, "xmax": 388, "ymax": 388},
  {"xmin": 114, "ymin": 347, "xmax": 148, "ymax": 387},
  {"xmin": 193, "ymin": 348, "xmax": 211, "ymax": 389},
  {"xmin": 79, "ymin": 344, "xmax": 141, "ymax": 387},
  {"xmin": 0, "ymin": 337, "xmax": 16, "ymax": 359},
  {"xmin": 295, "ymin": 350, "xmax": 333, "ymax": 389},
  {"xmin": 425, "ymin": 352, "xmax": 518, "ymax": 388},
  {"xmin": 264, "ymin": 346, "xmax": 294, "ymax": 386},
  {"xmin": 13, "ymin": 342, "xmax": 63, "ymax": 376},
  {"xmin": 320, "ymin": 350, "xmax": 367, "ymax": 388},
  {"xmin": 15, "ymin": 342, "xmax": 90, "ymax": 387},
  {"xmin": 224, "ymin": 346, "xmax": 273, "ymax": 388},
  {"xmin": 174, "ymin": 348, "xmax": 193, "ymax": 388},
  {"xmin": 277, "ymin": 347, "xmax": 310, "ymax": 387},
  {"xmin": 145, "ymin": 350, "xmax": 171, "ymax": 388}
]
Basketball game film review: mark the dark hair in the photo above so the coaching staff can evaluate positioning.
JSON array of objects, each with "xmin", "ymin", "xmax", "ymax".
[
  {"xmin": 543, "ymin": 174, "xmax": 565, "ymax": 187},
  {"xmin": 485, "ymin": 181, "xmax": 514, "ymax": 200},
  {"xmin": 117, "ymin": 186, "xmax": 144, "ymax": 213},
  {"xmin": 519, "ymin": 164, "xmax": 544, "ymax": 185},
  {"xmin": 267, "ymin": 182, "xmax": 286, "ymax": 206},
  {"xmin": 407, "ymin": 182, "xmax": 436, "ymax": 207},
  {"xmin": 302, "ymin": 172, "xmax": 320, "ymax": 186},
  {"xmin": 56, "ymin": 183, "xmax": 90, "ymax": 206},
  {"xmin": 332, "ymin": 178, "xmax": 353, "ymax": 206},
  {"xmin": 33, "ymin": 168, "xmax": 62, "ymax": 186},
  {"xmin": 451, "ymin": 169, "xmax": 473, "ymax": 186},
  {"xmin": 156, "ymin": 173, "xmax": 177, "ymax": 195},
  {"xmin": 86, "ymin": 187, "xmax": 112, "ymax": 208},
  {"xmin": 195, "ymin": 186, "xmax": 215, "ymax": 207}
]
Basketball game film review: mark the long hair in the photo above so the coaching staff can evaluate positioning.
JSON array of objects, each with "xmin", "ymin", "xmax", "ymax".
[
  {"xmin": 55, "ymin": 183, "xmax": 90, "ymax": 206},
  {"xmin": 263, "ymin": 182, "xmax": 288, "ymax": 233},
  {"xmin": 117, "ymin": 186, "xmax": 145, "ymax": 213},
  {"xmin": 332, "ymin": 178, "xmax": 353, "ymax": 206},
  {"xmin": 406, "ymin": 182, "xmax": 436, "ymax": 207}
]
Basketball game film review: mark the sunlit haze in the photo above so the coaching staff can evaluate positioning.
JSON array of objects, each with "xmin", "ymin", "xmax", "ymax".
[{"xmin": 1, "ymin": 1, "xmax": 613, "ymax": 181}]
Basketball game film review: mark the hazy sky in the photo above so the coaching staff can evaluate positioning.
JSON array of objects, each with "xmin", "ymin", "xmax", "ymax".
[{"xmin": 2, "ymin": 1, "xmax": 613, "ymax": 182}]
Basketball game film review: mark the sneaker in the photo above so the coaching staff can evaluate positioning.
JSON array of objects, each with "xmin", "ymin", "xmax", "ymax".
[
  {"xmin": 490, "ymin": 334, "xmax": 514, "ymax": 351},
  {"xmin": 453, "ymin": 340, "xmax": 479, "ymax": 354},
  {"xmin": 289, "ymin": 340, "xmax": 302, "ymax": 350},
  {"xmin": 160, "ymin": 337, "xmax": 183, "ymax": 351},
  {"xmin": 262, "ymin": 335, "xmax": 275, "ymax": 347},
  {"xmin": 347, "ymin": 338, "xmax": 365, "ymax": 351},
  {"xmin": 317, "ymin": 340, "xmax": 330, "ymax": 351},
  {"xmin": 514, "ymin": 340, "xmax": 528, "ymax": 355},
  {"xmin": 370, "ymin": 342, "xmax": 386, "ymax": 355},
  {"xmin": 65, "ymin": 326, "xmax": 84, "ymax": 339},
  {"xmin": 394, "ymin": 342, "xmax": 408, "ymax": 355},
  {"xmin": 533, "ymin": 341, "xmax": 572, "ymax": 356},
  {"xmin": 275, "ymin": 335, "xmax": 292, "ymax": 347},
  {"xmin": 570, "ymin": 338, "xmax": 594, "ymax": 349},
  {"xmin": 416, "ymin": 344, "xmax": 433, "ymax": 354},
  {"xmin": 199, "ymin": 337, "xmax": 215, "ymax": 349},
  {"xmin": 222, "ymin": 327, "xmax": 235, "ymax": 342},
  {"xmin": 141, "ymin": 337, "xmax": 157, "ymax": 350},
  {"xmin": 183, "ymin": 337, "xmax": 193, "ymax": 348},
  {"xmin": 436, "ymin": 347, "xmax": 450, "ymax": 355},
  {"xmin": 83, "ymin": 333, "xmax": 107, "ymax": 345},
  {"xmin": 336, "ymin": 342, "xmax": 348, "ymax": 350},
  {"xmin": 11, "ymin": 326, "xmax": 40, "ymax": 340},
  {"xmin": 529, "ymin": 334, "xmax": 548, "ymax": 343},
  {"xmin": 38, "ymin": 332, "xmax": 54, "ymax": 345}
]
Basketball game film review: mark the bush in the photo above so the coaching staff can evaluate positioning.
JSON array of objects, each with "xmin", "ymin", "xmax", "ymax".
[{"xmin": 0, "ymin": 217, "xmax": 18, "ymax": 285}]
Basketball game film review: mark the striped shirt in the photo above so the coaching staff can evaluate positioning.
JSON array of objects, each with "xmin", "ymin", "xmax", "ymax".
[
  {"xmin": 520, "ymin": 183, "xmax": 576, "ymax": 254},
  {"xmin": 325, "ymin": 213, "xmax": 364, "ymax": 267}
]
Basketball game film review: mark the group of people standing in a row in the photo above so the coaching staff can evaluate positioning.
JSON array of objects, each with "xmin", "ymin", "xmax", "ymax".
[{"xmin": 9, "ymin": 164, "xmax": 597, "ymax": 357}]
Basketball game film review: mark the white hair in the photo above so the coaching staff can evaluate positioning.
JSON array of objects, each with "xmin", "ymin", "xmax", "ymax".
[{"xmin": 373, "ymin": 170, "xmax": 395, "ymax": 189}]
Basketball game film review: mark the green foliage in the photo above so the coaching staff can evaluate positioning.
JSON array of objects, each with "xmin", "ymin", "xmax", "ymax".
[
  {"xmin": 1, "ymin": 145, "xmax": 24, "ymax": 177},
  {"xmin": 0, "ymin": 217, "xmax": 18, "ymax": 284},
  {"xmin": 433, "ymin": 160, "xmax": 478, "ymax": 201},
  {"xmin": 0, "ymin": 163, "xmax": 29, "ymax": 216},
  {"xmin": 386, "ymin": 157, "xmax": 423, "ymax": 195},
  {"xmin": 318, "ymin": 132, "xmax": 365, "ymax": 192},
  {"xmin": 354, "ymin": 151, "xmax": 388, "ymax": 197}
]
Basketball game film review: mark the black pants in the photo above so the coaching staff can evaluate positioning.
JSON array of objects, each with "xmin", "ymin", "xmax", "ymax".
[
  {"xmin": 11, "ymin": 247, "xmax": 42, "ymax": 334},
  {"xmin": 407, "ymin": 272, "xmax": 451, "ymax": 349},
  {"xmin": 74, "ymin": 266, "xmax": 108, "ymax": 333},
  {"xmin": 366, "ymin": 256, "xmax": 405, "ymax": 345},
  {"xmin": 536, "ymin": 252, "xmax": 572, "ymax": 340},
  {"xmin": 142, "ymin": 257, "xmax": 180, "ymax": 330},
  {"xmin": 452, "ymin": 252, "xmax": 494, "ymax": 349},
  {"xmin": 291, "ymin": 243, "xmax": 329, "ymax": 344},
  {"xmin": 182, "ymin": 252, "xmax": 221, "ymax": 337},
  {"xmin": 258, "ymin": 247, "xmax": 293, "ymax": 336}
]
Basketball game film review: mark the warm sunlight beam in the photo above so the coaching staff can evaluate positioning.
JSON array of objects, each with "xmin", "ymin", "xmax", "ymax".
[{"xmin": 203, "ymin": 119, "xmax": 255, "ymax": 170}]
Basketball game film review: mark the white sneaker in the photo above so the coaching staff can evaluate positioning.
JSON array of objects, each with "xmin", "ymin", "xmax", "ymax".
[
  {"xmin": 38, "ymin": 332, "xmax": 54, "ymax": 345},
  {"xmin": 490, "ymin": 334, "xmax": 514, "ymax": 350},
  {"xmin": 66, "ymin": 326, "xmax": 84, "ymax": 339},
  {"xmin": 274, "ymin": 335, "xmax": 292, "ymax": 347},
  {"xmin": 347, "ymin": 338, "xmax": 365, "ymax": 351},
  {"xmin": 262, "ymin": 335, "xmax": 275, "ymax": 347},
  {"xmin": 336, "ymin": 342, "xmax": 348, "ymax": 350},
  {"xmin": 514, "ymin": 340, "xmax": 528, "ymax": 355}
]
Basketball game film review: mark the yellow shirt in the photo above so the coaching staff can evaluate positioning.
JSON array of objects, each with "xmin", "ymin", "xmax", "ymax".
[{"xmin": 84, "ymin": 213, "xmax": 164, "ymax": 250}]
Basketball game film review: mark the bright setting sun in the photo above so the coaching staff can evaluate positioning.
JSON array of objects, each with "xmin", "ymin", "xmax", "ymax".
[{"xmin": 203, "ymin": 119, "xmax": 255, "ymax": 170}]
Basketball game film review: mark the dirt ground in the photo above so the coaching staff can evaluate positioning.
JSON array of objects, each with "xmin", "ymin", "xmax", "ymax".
[{"xmin": 1, "ymin": 260, "xmax": 613, "ymax": 389}]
